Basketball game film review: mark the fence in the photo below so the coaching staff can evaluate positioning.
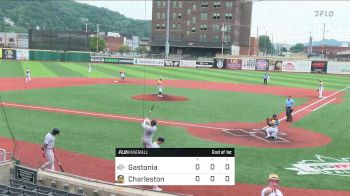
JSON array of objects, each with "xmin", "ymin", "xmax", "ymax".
[{"xmin": 0, "ymin": 48, "xmax": 91, "ymax": 62}]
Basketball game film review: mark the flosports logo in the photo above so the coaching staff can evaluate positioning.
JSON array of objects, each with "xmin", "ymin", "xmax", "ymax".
[{"xmin": 286, "ymin": 155, "xmax": 350, "ymax": 177}]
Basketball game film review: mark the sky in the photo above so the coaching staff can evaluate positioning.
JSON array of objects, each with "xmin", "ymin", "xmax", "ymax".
[{"xmin": 76, "ymin": 1, "xmax": 350, "ymax": 45}]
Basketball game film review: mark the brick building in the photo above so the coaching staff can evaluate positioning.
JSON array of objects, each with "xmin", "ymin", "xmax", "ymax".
[{"xmin": 150, "ymin": 0, "xmax": 252, "ymax": 57}]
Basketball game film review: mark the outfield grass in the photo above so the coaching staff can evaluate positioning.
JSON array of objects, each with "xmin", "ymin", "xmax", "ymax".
[{"xmin": 1, "ymin": 59, "xmax": 350, "ymax": 191}]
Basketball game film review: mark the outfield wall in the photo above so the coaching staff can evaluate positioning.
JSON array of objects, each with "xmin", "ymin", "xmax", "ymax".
[
  {"xmin": 0, "ymin": 48, "xmax": 348, "ymax": 75},
  {"xmin": 0, "ymin": 48, "xmax": 90, "ymax": 62}
]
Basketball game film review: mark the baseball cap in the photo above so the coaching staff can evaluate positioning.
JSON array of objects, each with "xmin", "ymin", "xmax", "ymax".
[
  {"xmin": 268, "ymin": 173, "xmax": 279, "ymax": 181},
  {"xmin": 272, "ymin": 114, "xmax": 278, "ymax": 117}
]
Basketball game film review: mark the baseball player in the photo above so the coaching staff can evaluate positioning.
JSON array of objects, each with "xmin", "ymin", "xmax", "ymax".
[
  {"xmin": 150, "ymin": 137, "xmax": 165, "ymax": 191},
  {"xmin": 157, "ymin": 78, "xmax": 162, "ymax": 86},
  {"xmin": 265, "ymin": 114, "xmax": 280, "ymax": 140},
  {"xmin": 261, "ymin": 173, "xmax": 283, "ymax": 196},
  {"xmin": 88, "ymin": 63, "xmax": 92, "ymax": 73},
  {"xmin": 263, "ymin": 73, "xmax": 269, "ymax": 85},
  {"xmin": 157, "ymin": 85, "xmax": 163, "ymax": 98},
  {"xmin": 141, "ymin": 117, "xmax": 157, "ymax": 148},
  {"xmin": 25, "ymin": 68, "xmax": 32, "ymax": 82},
  {"xmin": 120, "ymin": 69, "xmax": 125, "ymax": 80},
  {"xmin": 318, "ymin": 80, "xmax": 324, "ymax": 98},
  {"xmin": 40, "ymin": 128, "xmax": 60, "ymax": 171}
]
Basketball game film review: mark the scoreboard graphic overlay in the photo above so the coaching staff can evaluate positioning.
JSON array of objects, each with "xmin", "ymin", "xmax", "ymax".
[{"xmin": 115, "ymin": 148, "xmax": 235, "ymax": 186}]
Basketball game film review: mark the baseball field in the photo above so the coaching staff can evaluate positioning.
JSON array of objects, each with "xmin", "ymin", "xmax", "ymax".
[{"xmin": 0, "ymin": 59, "xmax": 350, "ymax": 195}]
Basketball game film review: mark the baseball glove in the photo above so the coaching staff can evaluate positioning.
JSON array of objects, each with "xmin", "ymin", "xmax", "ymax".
[{"xmin": 266, "ymin": 117, "xmax": 271, "ymax": 125}]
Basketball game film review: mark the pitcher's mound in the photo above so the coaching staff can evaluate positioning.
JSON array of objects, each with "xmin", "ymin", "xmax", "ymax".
[{"xmin": 132, "ymin": 94, "xmax": 189, "ymax": 102}]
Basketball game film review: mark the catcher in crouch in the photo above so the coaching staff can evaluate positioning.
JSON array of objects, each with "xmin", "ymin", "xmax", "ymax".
[{"xmin": 265, "ymin": 114, "xmax": 280, "ymax": 140}]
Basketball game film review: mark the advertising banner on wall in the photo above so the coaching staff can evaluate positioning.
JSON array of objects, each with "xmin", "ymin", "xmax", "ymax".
[
  {"xmin": 226, "ymin": 59, "xmax": 242, "ymax": 70},
  {"xmin": 180, "ymin": 60, "xmax": 196, "ymax": 67},
  {"xmin": 164, "ymin": 60, "xmax": 180, "ymax": 67},
  {"xmin": 2, "ymin": 49, "xmax": 16, "ymax": 60},
  {"xmin": 196, "ymin": 61, "xmax": 213, "ymax": 68},
  {"xmin": 327, "ymin": 61, "xmax": 350, "ymax": 75},
  {"xmin": 91, "ymin": 56, "xmax": 104, "ymax": 62},
  {"xmin": 275, "ymin": 61, "xmax": 282, "ymax": 71},
  {"xmin": 255, "ymin": 59, "xmax": 269, "ymax": 71},
  {"xmin": 118, "ymin": 58, "xmax": 134, "ymax": 64},
  {"xmin": 134, "ymin": 58, "xmax": 164, "ymax": 66},
  {"xmin": 282, "ymin": 60, "xmax": 311, "ymax": 73},
  {"xmin": 104, "ymin": 58, "xmax": 118, "ymax": 63},
  {"xmin": 214, "ymin": 58, "xmax": 226, "ymax": 69},
  {"xmin": 242, "ymin": 58, "xmax": 256, "ymax": 70},
  {"xmin": 16, "ymin": 49, "xmax": 30, "ymax": 60},
  {"xmin": 311, "ymin": 61, "xmax": 327, "ymax": 73}
]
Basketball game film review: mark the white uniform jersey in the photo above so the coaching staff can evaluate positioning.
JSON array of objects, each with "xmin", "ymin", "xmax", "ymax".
[
  {"xmin": 158, "ymin": 86, "xmax": 163, "ymax": 93},
  {"xmin": 150, "ymin": 142, "xmax": 160, "ymax": 148},
  {"xmin": 44, "ymin": 132, "xmax": 55, "ymax": 149},
  {"xmin": 142, "ymin": 119, "xmax": 157, "ymax": 146},
  {"xmin": 261, "ymin": 187, "xmax": 283, "ymax": 196}
]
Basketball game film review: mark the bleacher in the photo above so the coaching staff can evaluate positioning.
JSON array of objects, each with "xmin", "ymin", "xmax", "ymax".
[{"xmin": 0, "ymin": 178, "xmax": 84, "ymax": 196}]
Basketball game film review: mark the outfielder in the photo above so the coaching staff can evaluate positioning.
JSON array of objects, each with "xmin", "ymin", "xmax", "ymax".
[
  {"xmin": 265, "ymin": 114, "xmax": 280, "ymax": 140},
  {"xmin": 88, "ymin": 63, "xmax": 92, "ymax": 72},
  {"xmin": 150, "ymin": 137, "xmax": 165, "ymax": 191},
  {"xmin": 41, "ymin": 128, "xmax": 60, "ymax": 171},
  {"xmin": 318, "ymin": 80, "xmax": 324, "ymax": 98},
  {"xmin": 25, "ymin": 68, "xmax": 32, "ymax": 82},
  {"xmin": 261, "ymin": 173, "xmax": 283, "ymax": 196},
  {"xmin": 141, "ymin": 117, "xmax": 157, "ymax": 148}
]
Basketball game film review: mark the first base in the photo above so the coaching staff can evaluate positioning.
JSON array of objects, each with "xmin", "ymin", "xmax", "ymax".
[{"xmin": 113, "ymin": 81, "xmax": 119, "ymax": 83}]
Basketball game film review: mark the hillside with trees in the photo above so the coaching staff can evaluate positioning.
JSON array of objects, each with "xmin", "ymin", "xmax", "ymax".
[{"xmin": 0, "ymin": 0, "xmax": 151, "ymax": 37}]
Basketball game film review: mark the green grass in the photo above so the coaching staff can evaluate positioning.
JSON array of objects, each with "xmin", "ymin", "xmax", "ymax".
[
  {"xmin": 1, "ymin": 59, "xmax": 350, "ymax": 191},
  {"xmin": 0, "ymin": 84, "xmax": 306, "ymax": 123},
  {"xmin": 1, "ymin": 60, "xmax": 349, "ymax": 90}
]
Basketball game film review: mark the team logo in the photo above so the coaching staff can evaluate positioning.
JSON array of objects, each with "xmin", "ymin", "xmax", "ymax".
[
  {"xmin": 216, "ymin": 60, "xmax": 224, "ymax": 69},
  {"xmin": 286, "ymin": 155, "xmax": 350, "ymax": 177},
  {"xmin": 116, "ymin": 164, "xmax": 125, "ymax": 171},
  {"xmin": 5, "ymin": 50, "xmax": 14, "ymax": 59},
  {"xmin": 116, "ymin": 175, "xmax": 125, "ymax": 183}
]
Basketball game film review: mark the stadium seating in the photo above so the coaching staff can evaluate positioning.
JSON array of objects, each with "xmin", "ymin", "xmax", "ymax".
[{"xmin": 9, "ymin": 179, "xmax": 23, "ymax": 189}]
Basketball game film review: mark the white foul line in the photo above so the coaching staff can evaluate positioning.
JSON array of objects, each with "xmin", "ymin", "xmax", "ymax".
[
  {"xmin": 261, "ymin": 86, "xmax": 350, "ymax": 130},
  {"xmin": 312, "ymin": 98, "xmax": 336, "ymax": 111}
]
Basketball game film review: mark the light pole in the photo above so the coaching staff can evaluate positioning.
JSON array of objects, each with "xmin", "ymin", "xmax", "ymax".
[
  {"xmin": 221, "ymin": 23, "xmax": 226, "ymax": 55},
  {"xmin": 85, "ymin": 19, "xmax": 88, "ymax": 32},
  {"xmin": 165, "ymin": 0, "xmax": 170, "ymax": 59}
]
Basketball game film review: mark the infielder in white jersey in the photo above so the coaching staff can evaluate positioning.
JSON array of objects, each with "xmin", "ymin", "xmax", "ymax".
[
  {"xmin": 261, "ymin": 173, "xmax": 283, "ymax": 196},
  {"xmin": 318, "ymin": 80, "xmax": 324, "ymax": 98},
  {"xmin": 150, "ymin": 137, "xmax": 165, "ymax": 191},
  {"xmin": 41, "ymin": 128, "xmax": 60, "ymax": 171},
  {"xmin": 142, "ymin": 117, "xmax": 157, "ymax": 148},
  {"xmin": 25, "ymin": 68, "xmax": 32, "ymax": 82}
]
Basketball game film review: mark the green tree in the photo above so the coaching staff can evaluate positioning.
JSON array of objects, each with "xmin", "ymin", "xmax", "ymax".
[
  {"xmin": 118, "ymin": 45, "xmax": 131, "ymax": 54},
  {"xmin": 259, "ymin": 35, "xmax": 275, "ymax": 54},
  {"xmin": 90, "ymin": 36, "xmax": 106, "ymax": 52},
  {"xmin": 281, "ymin": 47, "xmax": 287, "ymax": 52},
  {"xmin": 290, "ymin": 43, "xmax": 305, "ymax": 53},
  {"xmin": 135, "ymin": 46, "xmax": 148, "ymax": 54}
]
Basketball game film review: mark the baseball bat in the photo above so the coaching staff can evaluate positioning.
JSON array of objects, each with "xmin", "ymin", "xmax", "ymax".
[
  {"xmin": 146, "ymin": 104, "xmax": 155, "ymax": 118},
  {"xmin": 54, "ymin": 155, "xmax": 64, "ymax": 172}
]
